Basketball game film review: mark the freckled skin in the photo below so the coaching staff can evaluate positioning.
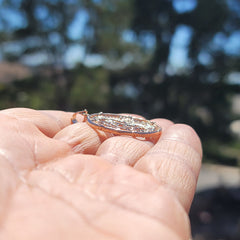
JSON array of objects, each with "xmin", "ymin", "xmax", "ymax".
[{"xmin": 0, "ymin": 108, "xmax": 202, "ymax": 240}]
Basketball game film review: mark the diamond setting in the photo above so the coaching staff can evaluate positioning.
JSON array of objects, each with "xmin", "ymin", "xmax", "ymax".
[{"xmin": 71, "ymin": 110, "xmax": 162, "ymax": 138}]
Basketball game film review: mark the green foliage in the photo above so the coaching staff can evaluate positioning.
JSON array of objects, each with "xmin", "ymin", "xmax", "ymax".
[
  {"xmin": 0, "ymin": 76, "xmax": 56, "ymax": 109},
  {"xmin": 0, "ymin": 0, "xmax": 240, "ymax": 165},
  {"xmin": 70, "ymin": 64, "xmax": 110, "ymax": 112},
  {"xmin": 108, "ymin": 0, "xmax": 240, "ymax": 165},
  {"xmin": 82, "ymin": 0, "xmax": 134, "ymax": 57}
]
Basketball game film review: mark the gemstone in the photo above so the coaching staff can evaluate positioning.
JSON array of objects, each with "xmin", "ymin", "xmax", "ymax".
[
  {"xmin": 71, "ymin": 110, "xmax": 162, "ymax": 139},
  {"xmin": 87, "ymin": 112, "xmax": 161, "ymax": 136}
]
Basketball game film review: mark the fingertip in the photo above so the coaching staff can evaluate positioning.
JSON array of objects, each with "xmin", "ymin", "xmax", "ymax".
[
  {"xmin": 97, "ymin": 136, "xmax": 153, "ymax": 165},
  {"xmin": 54, "ymin": 122, "xmax": 108, "ymax": 154},
  {"xmin": 1, "ymin": 108, "xmax": 62, "ymax": 137},
  {"xmin": 40, "ymin": 110, "xmax": 74, "ymax": 129},
  {"xmin": 134, "ymin": 122, "xmax": 203, "ymax": 211},
  {"xmin": 161, "ymin": 123, "xmax": 202, "ymax": 158},
  {"xmin": 151, "ymin": 118, "xmax": 174, "ymax": 132}
]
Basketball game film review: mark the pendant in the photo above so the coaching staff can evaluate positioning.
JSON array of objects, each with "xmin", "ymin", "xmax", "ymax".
[{"xmin": 71, "ymin": 110, "xmax": 162, "ymax": 139}]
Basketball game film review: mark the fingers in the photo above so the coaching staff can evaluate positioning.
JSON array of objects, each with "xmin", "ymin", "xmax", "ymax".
[
  {"xmin": 1, "ymin": 108, "xmax": 73, "ymax": 137},
  {"xmin": 54, "ymin": 122, "xmax": 109, "ymax": 154},
  {"xmin": 134, "ymin": 123, "xmax": 202, "ymax": 211},
  {"xmin": 96, "ymin": 136, "xmax": 153, "ymax": 165},
  {"xmin": 1, "ymin": 107, "xmax": 202, "ymax": 212},
  {"xmin": 0, "ymin": 114, "xmax": 71, "ymax": 170},
  {"xmin": 54, "ymin": 116, "xmax": 160, "ymax": 157},
  {"xmin": 54, "ymin": 118, "xmax": 168, "ymax": 165},
  {"xmin": 96, "ymin": 119, "xmax": 173, "ymax": 165},
  {"xmin": 32, "ymin": 155, "xmax": 190, "ymax": 240},
  {"xmin": 151, "ymin": 118, "xmax": 174, "ymax": 132}
]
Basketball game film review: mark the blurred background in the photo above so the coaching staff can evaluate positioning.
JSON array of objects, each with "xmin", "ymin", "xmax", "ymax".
[{"xmin": 0, "ymin": 0, "xmax": 239, "ymax": 239}]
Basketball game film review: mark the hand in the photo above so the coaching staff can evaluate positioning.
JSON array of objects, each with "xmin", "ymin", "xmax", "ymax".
[{"xmin": 0, "ymin": 108, "xmax": 202, "ymax": 240}]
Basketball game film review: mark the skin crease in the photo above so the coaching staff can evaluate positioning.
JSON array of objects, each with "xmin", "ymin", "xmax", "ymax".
[{"xmin": 0, "ymin": 108, "xmax": 202, "ymax": 240}]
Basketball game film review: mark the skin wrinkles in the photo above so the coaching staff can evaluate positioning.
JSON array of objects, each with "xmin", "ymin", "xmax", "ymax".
[
  {"xmin": 0, "ymin": 108, "xmax": 202, "ymax": 240},
  {"xmin": 0, "ymin": 156, "xmax": 19, "ymax": 227},
  {"xmin": 138, "ymin": 148, "xmax": 199, "ymax": 192},
  {"xmin": 31, "ymin": 169, "xmax": 181, "ymax": 238},
  {"xmin": 54, "ymin": 122, "xmax": 108, "ymax": 154},
  {"xmin": 40, "ymin": 157, "xmax": 189, "ymax": 239},
  {"xmin": 27, "ymin": 156, "xmax": 189, "ymax": 239},
  {"xmin": 98, "ymin": 181, "xmax": 190, "ymax": 238},
  {"xmin": 96, "ymin": 136, "xmax": 153, "ymax": 165},
  {"xmin": 27, "ymin": 167, "xmax": 183, "ymax": 239},
  {"xmin": 1, "ymin": 184, "xmax": 117, "ymax": 240},
  {"xmin": 145, "ymin": 149, "xmax": 198, "ymax": 180},
  {"xmin": 26, "ymin": 182, "xmax": 119, "ymax": 240}
]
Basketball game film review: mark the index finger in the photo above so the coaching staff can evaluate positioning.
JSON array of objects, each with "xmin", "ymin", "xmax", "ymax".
[
  {"xmin": 0, "ymin": 108, "xmax": 73, "ymax": 137},
  {"xmin": 134, "ymin": 122, "xmax": 202, "ymax": 211}
]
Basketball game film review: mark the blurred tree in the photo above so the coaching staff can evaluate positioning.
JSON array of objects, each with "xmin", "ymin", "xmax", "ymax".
[
  {"xmin": 70, "ymin": 64, "xmax": 110, "ymax": 112},
  {"xmin": 105, "ymin": 0, "xmax": 240, "ymax": 164},
  {"xmin": 0, "ymin": 0, "xmax": 134, "ymax": 110},
  {"xmin": 0, "ymin": 0, "xmax": 116, "ymax": 110},
  {"xmin": 0, "ymin": 0, "xmax": 240, "ymax": 164},
  {"xmin": 0, "ymin": 0, "xmax": 81, "ymax": 109}
]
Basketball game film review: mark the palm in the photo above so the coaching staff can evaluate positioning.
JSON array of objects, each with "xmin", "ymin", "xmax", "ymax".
[{"xmin": 0, "ymin": 108, "xmax": 202, "ymax": 240}]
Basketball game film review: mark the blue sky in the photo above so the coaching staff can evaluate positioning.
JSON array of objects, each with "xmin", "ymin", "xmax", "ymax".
[{"xmin": 1, "ymin": 0, "xmax": 240, "ymax": 70}]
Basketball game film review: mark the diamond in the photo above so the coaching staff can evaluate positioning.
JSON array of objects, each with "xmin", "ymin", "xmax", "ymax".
[{"xmin": 71, "ymin": 110, "xmax": 162, "ymax": 139}]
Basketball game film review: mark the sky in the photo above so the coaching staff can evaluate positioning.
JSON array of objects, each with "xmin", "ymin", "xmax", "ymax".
[
  {"xmin": 0, "ymin": 0, "xmax": 240, "ymax": 70},
  {"xmin": 65, "ymin": 0, "xmax": 198, "ymax": 68}
]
